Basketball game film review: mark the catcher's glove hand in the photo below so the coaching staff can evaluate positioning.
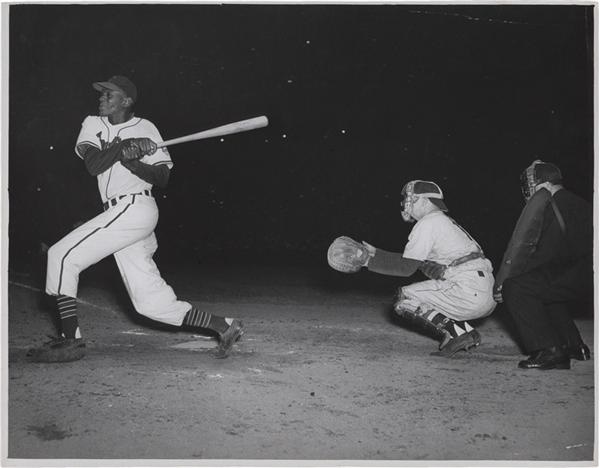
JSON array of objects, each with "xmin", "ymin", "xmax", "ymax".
[
  {"xmin": 327, "ymin": 236, "xmax": 374, "ymax": 273},
  {"xmin": 26, "ymin": 336, "xmax": 86, "ymax": 363},
  {"xmin": 419, "ymin": 260, "xmax": 447, "ymax": 280}
]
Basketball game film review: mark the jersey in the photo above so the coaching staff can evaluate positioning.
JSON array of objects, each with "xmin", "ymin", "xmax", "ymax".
[
  {"xmin": 75, "ymin": 115, "xmax": 173, "ymax": 203},
  {"xmin": 403, "ymin": 211, "xmax": 482, "ymax": 265}
]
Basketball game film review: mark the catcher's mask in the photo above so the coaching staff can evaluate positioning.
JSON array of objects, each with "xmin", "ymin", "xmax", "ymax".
[
  {"xmin": 401, "ymin": 180, "xmax": 448, "ymax": 222},
  {"xmin": 520, "ymin": 160, "xmax": 563, "ymax": 201}
]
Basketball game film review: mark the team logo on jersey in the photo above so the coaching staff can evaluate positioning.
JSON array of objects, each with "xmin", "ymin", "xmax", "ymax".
[{"xmin": 96, "ymin": 132, "xmax": 120, "ymax": 150}]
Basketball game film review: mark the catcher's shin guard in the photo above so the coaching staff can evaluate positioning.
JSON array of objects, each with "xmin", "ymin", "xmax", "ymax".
[
  {"xmin": 393, "ymin": 289, "xmax": 475, "ymax": 353},
  {"xmin": 394, "ymin": 303, "xmax": 449, "ymax": 342}
]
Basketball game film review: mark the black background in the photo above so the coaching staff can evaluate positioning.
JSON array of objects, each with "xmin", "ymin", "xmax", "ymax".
[{"xmin": 8, "ymin": 4, "xmax": 595, "ymax": 269}]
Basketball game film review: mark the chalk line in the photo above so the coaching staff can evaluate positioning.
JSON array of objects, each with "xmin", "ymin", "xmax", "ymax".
[{"xmin": 8, "ymin": 280, "xmax": 118, "ymax": 314}]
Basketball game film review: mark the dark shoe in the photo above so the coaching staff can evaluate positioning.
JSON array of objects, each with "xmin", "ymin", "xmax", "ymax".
[
  {"xmin": 27, "ymin": 336, "xmax": 86, "ymax": 363},
  {"xmin": 567, "ymin": 343, "xmax": 591, "ymax": 361},
  {"xmin": 214, "ymin": 320, "xmax": 244, "ymax": 359},
  {"xmin": 431, "ymin": 330, "xmax": 481, "ymax": 357},
  {"xmin": 518, "ymin": 347, "xmax": 570, "ymax": 370}
]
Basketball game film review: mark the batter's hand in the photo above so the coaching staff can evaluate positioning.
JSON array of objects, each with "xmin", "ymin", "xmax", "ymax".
[
  {"xmin": 493, "ymin": 284, "xmax": 503, "ymax": 303},
  {"xmin": 120, "ymin": 139, "xmax": 143, "ymax": 162},
  {"xmin": 132, "ymin": 138, "xmax": 157, "ymax": 156}
]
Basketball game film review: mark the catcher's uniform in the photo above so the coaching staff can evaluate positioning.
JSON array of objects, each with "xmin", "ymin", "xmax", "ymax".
[
  {"xmin": 45, "ymin": 115, "xmax": 191, "ymax": 325},
  {"xmin": 399, "ymin": 211, "xmax": 496, "ymax": 321}
]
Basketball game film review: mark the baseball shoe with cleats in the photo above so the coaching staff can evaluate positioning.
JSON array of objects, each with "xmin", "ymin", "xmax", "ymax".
[
  {"xmin": 26, "ymin": 336, "xmax": 86, "ymax": 363},
  {"xmin": 431, "ymin": 329, "xmax": 481, "ymax": 358},
  {"xmin": 214, "ymin": 320, "xmax": 244, "ymax": 359}
]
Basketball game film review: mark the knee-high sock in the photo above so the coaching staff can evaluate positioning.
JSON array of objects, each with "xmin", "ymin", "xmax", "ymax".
[
  {"xmin": 57, "ymin": 295, "xmax": 81, "ymax": 339},
  {"xmin": 182, "ymin": 307, "xmax": 232, "ymax": 335}
]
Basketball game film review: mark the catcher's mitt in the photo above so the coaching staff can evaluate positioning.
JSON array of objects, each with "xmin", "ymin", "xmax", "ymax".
[
  {"xmin": 26, "ymin": 336, "xmax": 86, "ymax": 363},
  {"xmin": 419, "ymin": 260, "xmax": 447, "ymax": 280},
  {"xmin": 327, "ymin": 236, "xmax": 374, "ymax": 273}
]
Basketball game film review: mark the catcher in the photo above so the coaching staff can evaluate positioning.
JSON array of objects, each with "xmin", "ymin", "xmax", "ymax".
[{"xmin": 328, "ymin": 180, "xmax": 496, "ymax": 357}]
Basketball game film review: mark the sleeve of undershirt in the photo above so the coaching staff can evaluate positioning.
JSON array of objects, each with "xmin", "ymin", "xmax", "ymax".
[
  {"xmin": 367, "ymin": 249, "xmax": 422, "ymax": 277},
  {"xmin": 121, "ymin": 160, "xmax": 170, "ymax": 188},
  {"xmin": 75, "ymin": 116, "xmax": 101, "ymax": 158}
]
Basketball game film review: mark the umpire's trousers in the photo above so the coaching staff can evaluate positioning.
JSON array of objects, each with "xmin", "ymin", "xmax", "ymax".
[{"xmin": 502, "ymin": 260, "xmax": 592, "ymax": 354}]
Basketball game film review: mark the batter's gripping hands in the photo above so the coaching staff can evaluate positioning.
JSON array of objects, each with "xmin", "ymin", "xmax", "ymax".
[
  {"xmin": 327, "ymin": 236, "xmax": 374, "ymax": 273},
  {"xmin": 132, "ymin": 138, "xmax": 157, "ymax": 156},
  {"xmin": 120, "ymin": 138, "xmax": 157, "ymax": 162},
  {"xmin": 419, "ymin": 260, "xmax": 447, "ymax": 280}
]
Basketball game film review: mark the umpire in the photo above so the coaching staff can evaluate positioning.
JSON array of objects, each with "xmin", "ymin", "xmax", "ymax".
[{"xmin": 494, "ymin": 160, "xmax": 593, "ymax": 370}]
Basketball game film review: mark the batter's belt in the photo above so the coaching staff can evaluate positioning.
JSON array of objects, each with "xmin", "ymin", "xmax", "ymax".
[{"xmin": 103, "ymin": 190, "xmax": 152, "ymax": 211}]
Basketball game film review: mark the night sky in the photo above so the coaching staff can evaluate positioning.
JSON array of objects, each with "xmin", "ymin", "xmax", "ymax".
[{"xmin": 8, "ymin": 4, "xmax": 595, "ymax": 269}]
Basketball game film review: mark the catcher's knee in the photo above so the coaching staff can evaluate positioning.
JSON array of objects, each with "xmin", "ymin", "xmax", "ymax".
[{"xmin": 393, "ymin": 288, "xmax": 419, "ymax": 318}]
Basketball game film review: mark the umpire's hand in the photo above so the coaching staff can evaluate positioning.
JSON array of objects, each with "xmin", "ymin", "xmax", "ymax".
[{"xmin": 493, "ymin": 284, "xmax": 503, "ymax": 303}]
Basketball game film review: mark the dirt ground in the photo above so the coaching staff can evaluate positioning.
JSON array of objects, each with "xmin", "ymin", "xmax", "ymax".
[{"xmin": 5, "ymin": 263, "xmax": 596, "ymax": 463}]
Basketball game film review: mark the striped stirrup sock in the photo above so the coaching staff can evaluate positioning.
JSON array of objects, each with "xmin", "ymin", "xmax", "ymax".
[
  {"xmin": 421, "ymin": 309, "xmax": 467, "ymax": 338},
  {"xmin": 183, "ymin": 307, "xmax": 231, "ymax": 335},
  {"xmin": 56, "ymin": 295, "xmax": 81, "ymax": 339}
]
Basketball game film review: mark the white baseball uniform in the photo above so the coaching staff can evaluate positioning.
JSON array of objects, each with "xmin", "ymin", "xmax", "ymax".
[
  {"xmin": 399, "ymin": 211, "xmax": 496, "ymax": 321},
  {"xmin": 45, "ymin": 115, "xmax": 191, "ymax": 325}
]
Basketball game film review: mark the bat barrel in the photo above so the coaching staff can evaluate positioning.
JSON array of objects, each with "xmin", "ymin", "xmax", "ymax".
[{"xmin": 157, "ymin": 115, "xmax": 269, "ymax": 148}]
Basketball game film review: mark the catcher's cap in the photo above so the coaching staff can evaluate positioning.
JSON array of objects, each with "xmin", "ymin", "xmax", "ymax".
[
  {"xmin": 93, "ymin": 75, "xmax": 137, "ymax": 103},
  {"xmin": 407, "ymin": 180, "xmax": 448, "ymax": 212}
]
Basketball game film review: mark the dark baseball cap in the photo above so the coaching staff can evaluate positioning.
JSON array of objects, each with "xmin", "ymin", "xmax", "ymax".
[
  {"xmin": 411, "ymin": 180, "xmax": 448, "ymax": 211},
  {"xmin": 92, "ymin": 75, "xmax": 137, "ymax": 102}
]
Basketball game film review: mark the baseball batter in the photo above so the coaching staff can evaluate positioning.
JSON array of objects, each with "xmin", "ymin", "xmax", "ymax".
[
  {"xmin": 328, "ymin": 180, "xmax": 496, "ymax": 356},
  {"xmin": 28, "ymin": 75, "xmax": 243, "ymax": 362}
]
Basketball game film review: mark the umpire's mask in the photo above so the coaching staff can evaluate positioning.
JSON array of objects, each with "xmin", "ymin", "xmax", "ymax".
[{"xmin": 520, "ymin": 160, "xmax": 563, "ymax": 201}]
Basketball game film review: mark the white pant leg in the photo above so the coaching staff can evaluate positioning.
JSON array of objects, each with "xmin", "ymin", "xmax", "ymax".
[
  {"xmin": 113, "ymin": 230, "xmax": 191, "ymax": 326},
  {"xmin": 46, "ymin": 196, "xmax": 157, "ymax": 298},
  {"xmin": 400, "ymin": 269, "xmax": 496, "ymax": 321}
]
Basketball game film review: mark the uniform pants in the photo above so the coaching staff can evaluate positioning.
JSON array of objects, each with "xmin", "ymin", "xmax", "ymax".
[
  {"xmin": 502, "ymin": 260, "xmax": 591, "ymax": 353},
  {"xmin": 399, "ymin": 259, "xmax": 497, "ymax": 321},
  {"xmin": 45, "ymin": 194, "xmax": 191, "ymax": 326}
]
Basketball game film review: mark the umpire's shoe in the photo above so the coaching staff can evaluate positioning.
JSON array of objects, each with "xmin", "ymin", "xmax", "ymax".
[
  {"xmin": 214, "ymin": 320, "xmax": 244, "ymax": 359},
  {"xmin": 566, "ymin": 343, "xmax": 591, "ymax": 361},
  {"xmin": 432, "ymin": 329, "xmax": 481, "ymax": 358},
  {"xmin": 518, "ymin": 346, "xmax": 571, "ymax": 370},
  {"xmin": 26, "ymin": 336, "xmax": 86, "ymax": 363}
]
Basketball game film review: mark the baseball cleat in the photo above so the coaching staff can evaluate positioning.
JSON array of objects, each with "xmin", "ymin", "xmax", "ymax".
[
  {"xmin": 214, "ymin": 320, "xmax": 244, "ymax": 359},
  {"xmin": 26, "ymin": 336, "xmax": 86, "ymax": 363},
  {"xmin": 431, "ymin": 329, "xmax": 481, "ymax": 358}
]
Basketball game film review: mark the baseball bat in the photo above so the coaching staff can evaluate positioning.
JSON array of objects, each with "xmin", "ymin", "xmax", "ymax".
[{"xmin": 156, "ymin": 115, "xmax": 268, "ymax": 148}]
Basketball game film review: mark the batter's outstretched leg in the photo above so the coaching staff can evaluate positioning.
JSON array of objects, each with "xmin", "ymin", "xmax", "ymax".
[
  {"xmin": 182, "ymin": 308, "xmax": 244, "ymax": 358},
  {"xmin": 113, "ymin": 233, "xmax": 244, "ymax": 358}
]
